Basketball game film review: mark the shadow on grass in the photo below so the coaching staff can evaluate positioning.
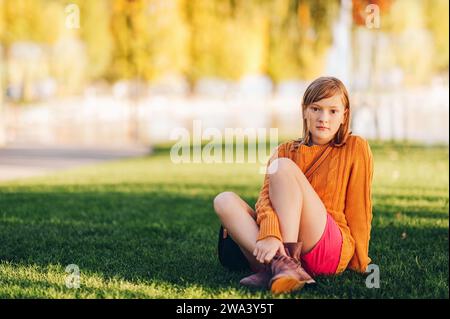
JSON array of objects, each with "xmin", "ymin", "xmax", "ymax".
[
  {"xmin": 0, "ymin": 188, "xmax": 244, "ymax": 290},
  {"xmin": 373, "ymin": 194, "xmax": 449, "ymax": 220},
  {"xmin": 0, "ymin": 187, "xmax": 448, "ymax": 298}
]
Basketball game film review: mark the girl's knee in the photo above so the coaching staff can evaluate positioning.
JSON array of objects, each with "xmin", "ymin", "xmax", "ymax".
[
  {"xmin": 268, "ymin": 158, "xmax": 299, "ymax": 177},
  {"xmin": 213, "ymin": 191, "xmax": 237, "ymax": 214}
]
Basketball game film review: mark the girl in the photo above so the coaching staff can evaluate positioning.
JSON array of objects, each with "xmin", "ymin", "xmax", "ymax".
[{"xmin": 214, "ymin": 76, "xmax": 374, "ymax": 294}]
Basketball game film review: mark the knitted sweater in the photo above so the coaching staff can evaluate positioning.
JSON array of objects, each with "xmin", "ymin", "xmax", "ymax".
[{"xmin": 255, "ymin": 135, "xmax": 374, "ymax": 274}]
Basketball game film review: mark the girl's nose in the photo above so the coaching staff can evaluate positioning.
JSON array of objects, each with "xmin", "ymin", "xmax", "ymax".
[{"xmin": 318, "ymin": 113, "xmax": 330, "ymax": 122}]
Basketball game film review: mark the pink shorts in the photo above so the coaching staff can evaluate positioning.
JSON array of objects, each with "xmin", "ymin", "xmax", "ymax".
[{"xmin": 300, "ymin": 213, "xmax": 343, "ymax": 276}]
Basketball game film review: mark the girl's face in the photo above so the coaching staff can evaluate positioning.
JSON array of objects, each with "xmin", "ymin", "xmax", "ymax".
[{"xmin": 304, "ymin": 93, "xmax": 347, "ymax": 145}]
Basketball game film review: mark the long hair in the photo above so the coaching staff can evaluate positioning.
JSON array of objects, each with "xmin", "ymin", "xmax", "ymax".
[{"xmin": 294, "ymin": 76, "xmax": 352, "ymax": 149}]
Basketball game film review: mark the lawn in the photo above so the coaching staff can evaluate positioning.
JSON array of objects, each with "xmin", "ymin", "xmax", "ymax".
[{"xmin": 0, "ymin": 140, "xmax": 448, "ymax": 298}]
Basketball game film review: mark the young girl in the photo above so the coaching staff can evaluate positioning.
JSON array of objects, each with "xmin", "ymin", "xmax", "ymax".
[{"xmin": 213, "ymin": 76, "xmax": 374, "ymax": 294}]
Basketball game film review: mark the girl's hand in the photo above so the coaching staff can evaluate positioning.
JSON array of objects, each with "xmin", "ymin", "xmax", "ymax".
[{"xmin": 253, "ymin": 237, "xmax": 287, "ymax": 264}]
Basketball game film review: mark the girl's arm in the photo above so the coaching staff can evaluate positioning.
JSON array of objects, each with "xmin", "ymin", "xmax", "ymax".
[
  {"xmin": 254, "ymin": 143, "xmax": 289, "ymax": 242},
  {"xmin": 344, "ymin": 137, "xmax": 374, "ymax": 273}
]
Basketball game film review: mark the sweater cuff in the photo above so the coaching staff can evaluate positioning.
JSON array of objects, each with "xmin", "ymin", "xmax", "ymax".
[{"xmin": 257, "ymin": 213, "xmax": 282, "ymax": 242}]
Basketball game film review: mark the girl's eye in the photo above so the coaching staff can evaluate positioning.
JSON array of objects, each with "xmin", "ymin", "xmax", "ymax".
[
  {"xmin": 312, "ymin": 107, "xmax": 319, "ymax": 112},
  {"xmin": 331, "ymin": 110, "xmax": 337, "ymax": 114}
]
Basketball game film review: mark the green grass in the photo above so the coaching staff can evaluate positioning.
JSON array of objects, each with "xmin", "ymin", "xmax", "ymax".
[{"xmin": 0, "ymin": 140, "xmax": 448, "ymax": 298}]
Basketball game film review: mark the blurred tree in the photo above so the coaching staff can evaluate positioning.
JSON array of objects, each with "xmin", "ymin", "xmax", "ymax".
[
  {"xmin": 109, "ymin": 0, "xmax": 149, "ymax": 142},
  {"xmin": 1, "ymin": 0, "xmax": 447, "ymax": 96},
  {"xmin": 109, "ymin": 0, "xmax": 150, "ymax": 80},
  {"xmin": 77, "ymin": 0, "xmax": 114, "ymax": 81},
  {"xmin": 382, "ymin": 0, "xmax": 436, "ymax": 85},
  {"xmin": 267, "ymin": 0, "xmax": 339, "ymax": 82},
  {"xmin": 0, "ymin": 0, "xmax": 60, "ymax": 45},
  {"xmin": 425, "ymin": 0, "xmax": 449, "ymax": 73},
  {"xmin": 184, "ymin": 0, "xmax": 245, "ymax": 85},
  {"xmin": 109, "ymin": 0, "xmax": 190, "ymax": 141},
  {"xmin": 354, "ymin": 0, "xmax": 448, "ymax": 85},
  {"xmin": 0, "ymin": 0, "xmax": 61, "ymax": 102},
  {"xmin": 109, "ymin": 0, "xmax": 188, "ymax": 82},
  {"xmin": 0, "ymin": 0, "xmax": 5, "ymax": 145},
  {"xmin": 0, "ymin": 0, "xmax": 5, "ymax": 103},
  {"xmin": 222, "ymin": 1, "xmax": 270, "ymax": 78},
  {"xmin": 184, "ymin": 0, "xmax": 339, "ymax": 84},
  {"xmin": 184, "ymin": 0, "xmax": 275, "ymax": 89},
  {"xmin": 147, "ymin": 0, "xmax": 189, "ymax": 81}
]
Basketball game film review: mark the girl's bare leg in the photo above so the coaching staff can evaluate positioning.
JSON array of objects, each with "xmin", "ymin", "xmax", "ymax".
[
  {"xmin": 268, "ymin": 158, "xmax": 328, "ymax": 254},
  {"xmin": 213, "ymin": 192, "xmax": 264, "ymax": 272}
]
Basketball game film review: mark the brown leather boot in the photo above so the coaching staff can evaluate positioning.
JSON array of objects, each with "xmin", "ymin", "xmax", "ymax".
[
  {"xmin": 269, "ymin": 242, "xmax": 315, "ymax": 294},
  {"xmin": 239, "ymin": 265, "xmax": 271, "ymax": 289}
]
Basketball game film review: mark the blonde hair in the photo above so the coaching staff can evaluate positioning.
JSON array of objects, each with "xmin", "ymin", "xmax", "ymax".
[{"xmin": 294, "ymin": 76, "xmax": 352, "ymax": 148}]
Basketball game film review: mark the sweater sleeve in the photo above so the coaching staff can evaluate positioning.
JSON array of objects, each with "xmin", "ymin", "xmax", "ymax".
[
  {"xmin": 254, "ymin": 143, "xmax": 288, "ymax": 242},
  {"xmin": 344, "ymin": 137, "xmax": 374, "ymax": 273}
]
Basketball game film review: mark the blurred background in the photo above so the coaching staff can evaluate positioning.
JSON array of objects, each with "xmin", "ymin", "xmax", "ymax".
[{"xmin": 0, "ymin": 0, "xmax": 448, "ymax": 148}]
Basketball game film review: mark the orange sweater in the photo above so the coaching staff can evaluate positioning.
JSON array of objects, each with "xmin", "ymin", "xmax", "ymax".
[{"xmin": 255, "ymin": 135, "xmax": 374, "ymax": 274}]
